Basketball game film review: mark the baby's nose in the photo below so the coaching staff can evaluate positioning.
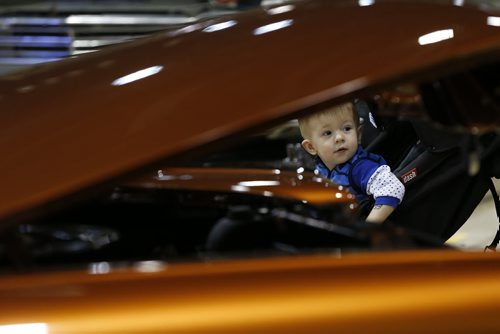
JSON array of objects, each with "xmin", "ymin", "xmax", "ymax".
[{"xmin": 335, "ymin": 133, "xmax": 344, "ymax": 143}]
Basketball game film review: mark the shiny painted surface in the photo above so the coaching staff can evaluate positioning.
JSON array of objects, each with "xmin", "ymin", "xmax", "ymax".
[
  {"xmin": 2, "ymin": 0, "xmax": 500, "ymax": 222},
  {"xmin": 126, "ymin": 167, "xmax": 356, "ymax": 205},
  {"xmin": 0, "ymin": 250, "xmax": 500, "ymax": 333}
]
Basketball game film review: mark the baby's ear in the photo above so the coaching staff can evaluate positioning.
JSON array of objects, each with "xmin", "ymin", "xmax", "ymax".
[
  {"xmin": 301, "ymin": 139, "xmax": 317, "ymax": 155},
  {"xmin": 357, "ymin": 125, "xmax": 363, "ymax": 144}
]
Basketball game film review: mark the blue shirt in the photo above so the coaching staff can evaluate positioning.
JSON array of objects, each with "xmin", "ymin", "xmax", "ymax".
[{"xmin": 315, "ymin": 146, "xmax": 401, "ymax": 207}]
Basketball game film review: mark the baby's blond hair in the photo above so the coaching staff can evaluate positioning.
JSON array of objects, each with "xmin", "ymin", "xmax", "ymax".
[{"xmin": 298, "ymin": 102, "xmax": 358, "ymax": 139}]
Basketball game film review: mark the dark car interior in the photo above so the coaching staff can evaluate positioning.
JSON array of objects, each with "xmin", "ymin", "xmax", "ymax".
[{"xmin": 1, "ymin": 181, "xmax": 431, "ymax": 273}]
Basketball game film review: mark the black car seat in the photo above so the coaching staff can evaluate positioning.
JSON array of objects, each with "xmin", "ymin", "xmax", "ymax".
[{"xmin": 356, "ymin": 98, "xmax": 500, "ymax": 244}]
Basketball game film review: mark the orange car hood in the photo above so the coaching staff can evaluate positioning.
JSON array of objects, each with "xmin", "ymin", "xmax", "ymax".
[
  {"xmin": 1, "ymin": 250, "xmax": 500, "ymax": 333},
  {"xmin": 126, "ymin": 167, "xmax": 356, "ymax": 206},
  {"xmin": 1, "ymin": 0, "xmax": 500, "ymax": 222}
]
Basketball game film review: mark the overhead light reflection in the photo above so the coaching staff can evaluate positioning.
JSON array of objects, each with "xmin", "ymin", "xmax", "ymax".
[
  {"xmin": 0, "ymin": 323, "xmax": 48, "ymax": 334},
  {"xmin": 238, "ymin": 181, "xmax": 280, "ymax": 187},
  {"xmin": 487, "ymin": 16, "xmax": 500, "ymax": 27},
  {"xmin": 112, "ymin": 65, "xmax": 163, "ymax": 86},
  {"xmin": 168, "ymin": 23, "xmax": 203, "ymax": 37},
  {"xmin": 17, "ymin": 85, "xmax": 35, "ymax": 93},
  {"xmin": 203, "ymin": 20, "xmax": 237, "ymax": 32},
  {"xmin": 453, "ymin": 0, "xmax": 465, "ymax": 6},
  {"xmin": 358, "ymin": 0, "xmax": 375, "ymax": 6},
  {"xmin": 253, "ymin": 19, "xmax": 293, "ymax": 35},
  {"xmin": 156, "ymin": 174, "xmax": 177, "ymax": 181},
  {"xmin": 266, "ymin": 5, "xmax": 295, "ymax": 15},
  {"xmin": 89, "ymin": 261, "xmax": 111, "ymax": 275},
  {"xmin": 418, "ymin": 29, "xmax": 454, "ymax": 45},
  {"xmin": 134, "ymin": 260, "xmax": 166, "ymax": 273},
  {"xmin": 231, "ymin": 185, "xmax": 250, "ymax": 192}
]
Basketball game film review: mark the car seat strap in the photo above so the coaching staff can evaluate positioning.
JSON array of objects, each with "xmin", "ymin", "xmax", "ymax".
[{"xmin": 485, "ymin": 178, "xmax": 500, "ymax": 252}]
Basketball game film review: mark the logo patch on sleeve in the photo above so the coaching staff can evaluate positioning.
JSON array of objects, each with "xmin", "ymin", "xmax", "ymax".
[{"xmin": 401, "ymin": 168, "xmax": 417, "ymax": 184}]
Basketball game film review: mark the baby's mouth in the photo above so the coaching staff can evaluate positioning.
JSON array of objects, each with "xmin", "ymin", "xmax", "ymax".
[{"xmin": 335, "ymin": 147, "xmax": 347, "ymax": 153}]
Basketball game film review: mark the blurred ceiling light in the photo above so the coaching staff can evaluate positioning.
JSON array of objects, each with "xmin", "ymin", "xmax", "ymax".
[
  {"xmin": 253, "ymin": 19, "xmax": 293, "ymax": 35},
  {"xmin": 0, "ymin": 17, "xmax": 63, "ymax": 25},
  {"xmin": 358, "ymin": 0, "xmax": 375, "ymax": 6},
  {"xmin": 72, "ymin": 40, "xmax": 102, "ymax": 48},
  {"xmin": 0, "ymin": 323, "xmax": 48, "ymax": 334},
  {"xmin": 66, "ymin": 15, "xmax": 195, "ymax": 25},
  {"xmin": 112, "ymin": 66, "xmax": 163, "ymax": 86},
  {"xmin": 453, "ymin": 0, "xmax": 465, "ymax": 6},
  {"xmin": 238, "ymin": 181, "xmax": 280, "ymax": 187},
  {"xmin": 418, "ymin": 29, "xmax": 454, "ymax": 45},
  {"xmin": 203, "ymin": 20, "xmax": 237, "ymax": 32},
  {"xmin": 487, "ymin": 16, "xmax": 500, "ymax": 27},
  {"xmin": 266, "ymin": 5, "xmax": 295, "ymax": 15}
]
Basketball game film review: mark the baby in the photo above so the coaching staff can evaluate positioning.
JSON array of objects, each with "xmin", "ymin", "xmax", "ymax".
[{"xmin": 298, "ymin": 102, "xmax": 405, "ymax": 223}]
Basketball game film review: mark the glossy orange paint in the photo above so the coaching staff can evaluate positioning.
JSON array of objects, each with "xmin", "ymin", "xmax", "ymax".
[
  {"xmin": 0, "ymin": 250, "xmax": 500, "ymax": 333},
  {"xmin": 126, "ymin": 167, "xmax": 356, "ymax": 206},
  {"xmin": 1, "ymin": 0, "xmax": 500, "ymax": 223}
]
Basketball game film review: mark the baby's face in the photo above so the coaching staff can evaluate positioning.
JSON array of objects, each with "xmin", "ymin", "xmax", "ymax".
[{"xmin": 303, "ymin": 110, "xmax": 359, "ymax": 170}]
